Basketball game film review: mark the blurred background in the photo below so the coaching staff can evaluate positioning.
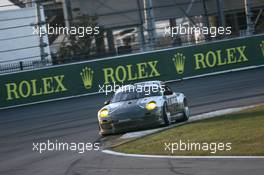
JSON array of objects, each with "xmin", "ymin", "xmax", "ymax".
[{"xmin": 0, "ymin": 0, "xmax": 263, "ymax": 73}]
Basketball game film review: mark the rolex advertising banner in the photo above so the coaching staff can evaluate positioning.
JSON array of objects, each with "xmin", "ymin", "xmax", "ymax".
[{"xmin": 1, "ymin": 34, "xmax": 264, "ymax": 108}]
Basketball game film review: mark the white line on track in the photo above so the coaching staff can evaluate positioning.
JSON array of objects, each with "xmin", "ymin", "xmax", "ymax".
[{"xmin": 102, "ymin": 150, "xmax": 264, "ymax": 159}]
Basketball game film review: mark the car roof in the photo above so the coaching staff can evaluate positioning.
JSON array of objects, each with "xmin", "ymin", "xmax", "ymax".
[
  {"xmin": 115, "ymin": 84, "xmax": 134, "ymax": 93},
  {"xmin": 114, "ymin": 81, "xmax": 164, "ymax": 94},
  {"xmin": 134, "ymin": 80, "xmax": 164, "ymax": 86}
]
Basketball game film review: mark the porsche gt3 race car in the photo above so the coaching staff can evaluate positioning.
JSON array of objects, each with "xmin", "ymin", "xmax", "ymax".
[{"xmin": 97, "ymin": 81, "xmax": 190, "ymax": 136}]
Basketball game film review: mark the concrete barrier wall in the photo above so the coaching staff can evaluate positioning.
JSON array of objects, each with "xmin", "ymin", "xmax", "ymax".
[{"xmin": 1, "ymin": 34, "xmax": 264, "ymax": 109}]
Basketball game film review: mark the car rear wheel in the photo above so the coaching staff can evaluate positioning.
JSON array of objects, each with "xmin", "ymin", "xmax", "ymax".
[
  {"xmin": 162, "ymin": 103, "xmax": 170, "ymax": 126},
  {"xmin": 181, "ymin": 99, "xmax": 190, "ymax": 121}
]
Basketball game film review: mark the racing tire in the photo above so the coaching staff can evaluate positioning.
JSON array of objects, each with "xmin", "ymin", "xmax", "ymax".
[
  {"xmin": 181, "ymin": 99, "xmax": 190, "ymax": 122},
  {"xmin": 162, "ymin": 103, "xmax": 170, "ymax": 126},
  {"xmin": 98, "ymin": 124, "xmax": 107, "ymax": 137}
]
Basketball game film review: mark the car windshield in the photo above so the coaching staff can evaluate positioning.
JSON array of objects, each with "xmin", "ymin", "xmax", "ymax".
[
  {"xmin": 111, "ymin": 85, "xmax": 162, "ymax": 103},
  {"xmin": 136, "ymin": 86, "xmax": 162, "ymax": 98},
  {"xmin": 111, "ymin": 91, "xmax": 137, "ymax": 103}
]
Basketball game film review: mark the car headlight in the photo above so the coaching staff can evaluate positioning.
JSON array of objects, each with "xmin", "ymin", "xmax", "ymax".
[
  {"xmin": 146, "ymin": 101, "xmax": 157, "ymax": 111},
  {"xmin": 99, "ymin": 108, "xmax": 109, "ymax": 118}
]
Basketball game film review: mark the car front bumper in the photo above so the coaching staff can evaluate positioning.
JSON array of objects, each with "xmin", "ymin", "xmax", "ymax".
[{"xmin": 98, "ymin": 107, "xmax": 163, "ymax": 135}]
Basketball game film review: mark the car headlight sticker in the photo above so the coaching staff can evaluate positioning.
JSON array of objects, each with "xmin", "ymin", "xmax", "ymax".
[{"xmin": 146, "ymin": 101, "xmax": 157, "ymax": 111}]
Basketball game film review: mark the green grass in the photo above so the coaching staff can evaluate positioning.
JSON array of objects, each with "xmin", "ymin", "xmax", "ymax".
[{"xmin": 113, "ymin": 105, "xmax": 264, "ymax": 156}]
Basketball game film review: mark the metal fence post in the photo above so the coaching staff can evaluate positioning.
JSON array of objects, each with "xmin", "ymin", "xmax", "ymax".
[{"xmin": 19, "ymin": 61, "xmax": 23, "ymax": 71}]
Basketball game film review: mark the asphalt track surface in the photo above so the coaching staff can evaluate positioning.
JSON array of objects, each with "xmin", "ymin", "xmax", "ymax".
[{"xmin": 1, "ymin": 67, "xmax": 264, "ymax": 175}]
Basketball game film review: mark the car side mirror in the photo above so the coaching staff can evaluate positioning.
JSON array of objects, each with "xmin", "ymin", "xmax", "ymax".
[
  {"xmin": 164, "ymin": 90, "xmax": 173, "ymax": 96},
  {"xmin": 104, "ymin": 100, "xmax": 110, "ymax": 106}
]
